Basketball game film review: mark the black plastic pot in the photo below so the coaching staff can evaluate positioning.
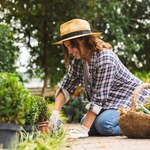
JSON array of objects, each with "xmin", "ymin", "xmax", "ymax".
[
  {"xmin": 0, "ymin": 122, "xmax": 21, "ymax": 149},
  {"xmin": 23, "ymin": 124, "xmax": 38, "ymax": 133}
]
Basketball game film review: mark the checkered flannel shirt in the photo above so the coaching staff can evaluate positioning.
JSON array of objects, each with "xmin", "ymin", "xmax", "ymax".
[{"xmin": 61, "ymin": 50, "xmax": 150, "ymax": 110}]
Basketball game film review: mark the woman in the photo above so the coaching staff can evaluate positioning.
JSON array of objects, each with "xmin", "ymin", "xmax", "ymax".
[{"xmin": 49, "ymin": 19, "xmax": 150, "ymax": 138}]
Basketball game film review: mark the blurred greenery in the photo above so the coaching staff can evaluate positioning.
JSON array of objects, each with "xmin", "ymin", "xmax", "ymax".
[
  {"xmin": 62, "ymin": 88, "xmax": 88, "ymax": 123},
  {"xmin": 63, "ymin": 98, "xmax": 87, "ymax": 123},
  {"xmin": 0, "ymin": 0, "xmax": 149, "ymax": 92},
  {"xmin": 133, "ymin": 71, "xmax": 150, "ymax": 82},
  {"xmin": 0, "ymin": 24, "xmax": 19, "ymax": 73},
  {"xmin": 94, "ymin": 0, "xmax": 150, "ymax": 72}
]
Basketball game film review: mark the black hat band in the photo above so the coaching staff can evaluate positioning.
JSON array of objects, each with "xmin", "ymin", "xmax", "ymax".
[{"xmin": 61, "ymin": 30, "xmax": 92, "ymax": 40}]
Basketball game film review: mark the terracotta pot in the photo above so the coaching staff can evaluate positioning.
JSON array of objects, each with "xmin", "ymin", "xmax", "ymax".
[{"xmin": 37, "ymin": 121, "xmax": 49, "ymax": 134}]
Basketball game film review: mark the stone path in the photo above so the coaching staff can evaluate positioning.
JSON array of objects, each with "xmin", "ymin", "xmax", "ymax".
[{"xmin": 63, "ymin": 123, "xmax": 150, "ymax": 150}]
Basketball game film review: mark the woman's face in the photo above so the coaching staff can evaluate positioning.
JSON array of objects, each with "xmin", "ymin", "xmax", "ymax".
[{"xmin": 63, "ymin": 40, "xmax": 81, "ymax": 59}]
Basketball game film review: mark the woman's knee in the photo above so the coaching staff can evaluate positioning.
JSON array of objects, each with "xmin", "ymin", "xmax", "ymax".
[
  {"xmin": 94, "ymin": 119, "xmax": 113, "ymax": 135},
  {"xmin": 94, "ymin": 110, "xmax": 122, "ymax": 136}
]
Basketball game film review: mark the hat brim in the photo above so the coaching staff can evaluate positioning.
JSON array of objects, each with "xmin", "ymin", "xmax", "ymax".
[{"xmin": 53, "ymin": 32, "xmax": 101, "ymax": 45}]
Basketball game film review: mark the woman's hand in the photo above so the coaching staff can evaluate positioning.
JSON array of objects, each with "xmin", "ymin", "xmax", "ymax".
[
  {"xmin": 68, "ymin": 125, "xmax": 89, "ymax": 139},
  {"xmin": 49, "ymin": 110, "xmax": 62, "ymax": 134}
]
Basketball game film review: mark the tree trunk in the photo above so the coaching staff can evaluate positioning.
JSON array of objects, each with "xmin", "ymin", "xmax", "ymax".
[
  {"xmin": 41, "ymin": 18, "xmax": 49, "ymax": 98},
  {"xmin": 41, "ymin": 72, "xmax": 49, "ymax": 98}
]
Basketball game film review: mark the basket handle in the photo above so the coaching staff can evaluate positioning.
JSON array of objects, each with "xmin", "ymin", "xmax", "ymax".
[{"xmin": 131, "ymin": 83, "xmax": 150, "ymax": 111}]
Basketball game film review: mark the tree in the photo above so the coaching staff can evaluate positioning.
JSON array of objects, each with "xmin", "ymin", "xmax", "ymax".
[
  {"xmin": 95, "ymin": 0, "xmax": 150, "ymax": 71},
  {"xmin": 0, "ymin": 0, "xmax": 97, "ymax": 97},
  {"xmin": 0, "ymin": 0, "xmax": 149, "ymax": 97},
  {"xmin": 0, "ymin": 24, "xmax": 19, "ymax": 73}
]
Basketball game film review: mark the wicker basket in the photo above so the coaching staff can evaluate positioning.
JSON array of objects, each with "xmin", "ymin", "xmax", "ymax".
[{"xmin": 118, "ymin": 83, "xmax": 150, "ymax": 138}]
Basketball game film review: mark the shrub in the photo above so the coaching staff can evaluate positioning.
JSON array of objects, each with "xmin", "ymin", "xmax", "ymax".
[
  {"xmin": 24, "ymin": 95, "xmax": 39, "ymax": 125},
  {"xmin": 0, "ymin": 73, "xmax": 31, "ymax": 125},
  {"xmin": 24, "ymin": 95, "xmax": 50, "ymax": 125},
  {"xmin": 36, "ymin": 96, "xmax": 50, "ymax": 122}
]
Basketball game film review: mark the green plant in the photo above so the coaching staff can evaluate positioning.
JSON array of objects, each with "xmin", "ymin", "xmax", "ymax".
[
  {"xmin": 17, "ymin": 129, "xmax": 66, "ymax": 150},
  {"xmin": 36, "ymin": 96, "xmax": 50, "ymax": 122},
  {"xmin": 24, "ymin": 95, "xmax": 39, "ymax": 125},
  {"xmin": 24, "ymin": 95, "xmax": 51, "ymax": 125},
  {"xmin": 0, "ymin": 73, "xmax": 31, "ymax": 125},
  {"xmin": 0, "ymin": 24, "xmax": 19, "ymax": 73}
]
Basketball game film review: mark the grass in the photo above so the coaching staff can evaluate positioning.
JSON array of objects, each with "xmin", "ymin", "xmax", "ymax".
[
  {"xmin": 17, "ymin": 129, "xmax": 66, "ymax": 150},
  {"xmin": 14, "ymin": 103, "xmax": 68, "ymax": 150}
]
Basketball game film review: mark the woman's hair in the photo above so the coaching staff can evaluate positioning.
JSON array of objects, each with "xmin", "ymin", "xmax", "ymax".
[{"xmin": 63, "ymin": 35, "xmax": 112, "ymax": 68}]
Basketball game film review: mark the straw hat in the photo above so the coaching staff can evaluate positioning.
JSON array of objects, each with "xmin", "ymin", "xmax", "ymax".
[{"xmin": 53, "ymin": 19, "xmax": 101, "ymax": 45}]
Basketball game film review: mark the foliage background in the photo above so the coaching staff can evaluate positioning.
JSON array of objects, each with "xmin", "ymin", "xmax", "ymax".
[
  {"xmin": 0, "ymin": 24, "xmax": 19, "ymax": 73},
  {"xmin": 0, "ymin": 0, "xmax": 149, "ymax": 92}
]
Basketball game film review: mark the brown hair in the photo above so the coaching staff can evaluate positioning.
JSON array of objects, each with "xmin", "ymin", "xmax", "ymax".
[{"xmin": 63, "ymin": 35, "xmax": 112, "ymax": 68}]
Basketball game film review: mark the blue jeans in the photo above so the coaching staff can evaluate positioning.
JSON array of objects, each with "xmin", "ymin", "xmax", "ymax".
[{"xmin": 81, "ymin": 109, "xmax": 122, "ymax": 136}]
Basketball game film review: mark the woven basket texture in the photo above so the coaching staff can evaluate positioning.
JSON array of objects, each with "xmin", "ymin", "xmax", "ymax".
[{"xmin": 118, "ymin": 83, "xmax": 150, "ymax": 138}]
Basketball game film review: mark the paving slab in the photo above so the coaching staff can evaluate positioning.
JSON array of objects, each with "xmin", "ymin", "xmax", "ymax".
[{"xmin": 63, "ymin": 123, "xmax": 150, "ymax": 150}]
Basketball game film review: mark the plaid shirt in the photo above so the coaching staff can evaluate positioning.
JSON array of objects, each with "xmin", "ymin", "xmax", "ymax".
[{"xmin": 61, "ymin": 50, "xmax": 150, "ymax": 109}]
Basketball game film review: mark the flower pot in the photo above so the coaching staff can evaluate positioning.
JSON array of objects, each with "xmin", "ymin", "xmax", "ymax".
[
  {"xmin": 37, "ymin": 121, "xmax": 49, "ymax": 134},
  {"xmin": 23, "ymin": 124, "xmax": 38, "ymax": 133},
  {"xmin": 0, "ymin": 122, "xmax": 21, "ymax": 149}
]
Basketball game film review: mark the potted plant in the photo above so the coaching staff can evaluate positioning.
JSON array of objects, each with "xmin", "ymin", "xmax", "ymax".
[
  {"xmin": 0, "ymin": 73, "xmax": 31, "ymax": 149},
  {"xmin": 36, "ymin": 96, "xmax": 51, "ymax": 134},
  {"xmin": 24, "ymin": 95, "xmax": 51, "ymax": 135},
  {"xmin": 23, "ymin": 95, "xmax": 39, "ymax": 133}
]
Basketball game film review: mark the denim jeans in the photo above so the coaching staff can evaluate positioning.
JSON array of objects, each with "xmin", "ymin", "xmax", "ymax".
[{"xmin": 80, "ymin": 109, "xmax": 123, "ymax": 136}]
